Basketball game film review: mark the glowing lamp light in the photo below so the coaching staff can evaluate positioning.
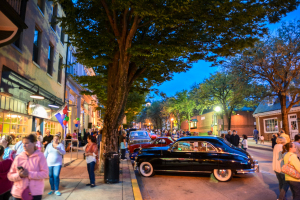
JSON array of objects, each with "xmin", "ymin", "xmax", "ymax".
[
  {"xmin": 214, "ymin": 106, "xmax": 221, "ymax": 112},
  {"xmin": 30, "ymin": 87, "xmax": 44, "ymax": 100},
  {"xmin": 171, "ymin": 118, "xmax": 174, "ymax": 121},
  {"xmin": 237, "ymin": 114, "xmax": 240, "ymax": 115},
  {"xmin": 48, "ymin": 103, "xmax": 59, "ymax": 108}
]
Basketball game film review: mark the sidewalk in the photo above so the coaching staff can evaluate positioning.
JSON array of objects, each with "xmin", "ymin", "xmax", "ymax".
[
  {"xmin": 42, "ymin": 152, "xmax": 140, "ymax": 200},
  {"xmin": 248, "ymin": 139, "xmax": 273, "ymax": 151}
]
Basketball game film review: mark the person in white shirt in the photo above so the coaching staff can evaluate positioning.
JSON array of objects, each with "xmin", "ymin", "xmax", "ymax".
[
  {"xmin": 272, "ymin": 137, "xmax": 288, "ymax": 200},
  {"xmin": 44, "ymin": 134, "xmax": 66, "ymax": 196},
  {"xmin": 241, "ymin": 135, "xmax": 248, "ymax": 151},
  {"xmin": 260, "ymin": 135, "xmax": 264, "ymax": 144}
]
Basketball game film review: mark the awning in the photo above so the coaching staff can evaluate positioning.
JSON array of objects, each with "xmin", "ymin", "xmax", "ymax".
[{"xmin": 190, "ymin": 119, "xmax": 198, "ymax": 122}]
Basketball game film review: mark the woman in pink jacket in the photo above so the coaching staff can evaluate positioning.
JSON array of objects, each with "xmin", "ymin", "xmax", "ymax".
[{"xmin": 8, "ymin": 134, "xmax": 48, "ymax": 200}]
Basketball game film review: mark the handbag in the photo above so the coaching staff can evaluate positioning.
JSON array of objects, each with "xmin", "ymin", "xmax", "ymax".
[
  {"xmin": 22, "ymin": 186, "xmax": 33, "ymax": 200},
  {"xmin": 281, "ymin": 154, "xmax": 300, "ymax": 179}
]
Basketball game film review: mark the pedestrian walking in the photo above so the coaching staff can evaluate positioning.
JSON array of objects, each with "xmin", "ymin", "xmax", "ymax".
[
  {"xmin": 221, "ymin": 134, "xmax": 225, "ymax": 139},
  {"xmin": 225, "ymin": 130, "xmax": 231, "ymax": 142},
  {"xmin": 253, "ymin": 127, "xmax": 259, "ymax": 144},
  {"xmin": 230, "ymin": 130, "xmax": 240, "ymax": 147},
  {"xmin": 278, "ymin": 130, "xmax": 290, "ymax": 144},
  {"xmin": 260, "ymin": 135, "xmax": 264, "ymax": 144},
  {"xmin": 283, "ymin": 142, "xmax": 300, "ymax": 200},
  {"xmin": 97, "ymin": 129, "xmax": 102, "ymax": 149},
  {"xmin": 0, "ymin": 145, "xmax": 13, "ymax": 200},
  {"xmin": 241, "ymin": 135, "xmax": 248, "ymax": 151},
  {"xmin": 84, "ymin": 135, "xmax": 98, "ymax": 188},
  {"xmin": 207, "ymin": 131, "xmax": 212, "ymax": 135},
  {"xmin": 294, "ymin": 134, "xmax": 300, "ymax": 159},
  {"xmin": 272, "ymin": 137, "xmax": 288, "ymax": 200},
  {"xmin": 120, "ymin": 131, "xmax": 127, "ymax": 160},
  {"xmin": 36, "ymin": 130, "xmax": 43, "ymax": 144},
  {"xmin": 43, "ymin": 129, "xmax": 53, "ymax": 150},
  {"xmin": 8, "ymin": 134, "xmax": 48, "ymax": 200},
  {"xmin": 0, "ymin": 135, "xmax": 13, "ymax": 160},
  {"xmin": 271, "ymin": 134, "xmax": 277, "ymax": 149},
  {"xmin": 44, "ymin": 134, "xmax": 66, "ymax": 196}
]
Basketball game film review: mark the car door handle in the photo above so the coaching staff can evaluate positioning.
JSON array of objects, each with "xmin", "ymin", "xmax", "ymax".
[
  {"xmin": 211, "ymin": 154, "xmax": 217, "ymax": 156},
  {"xmin": 186, "ymin": 153, "xmax": 191, "ymax": 155}
]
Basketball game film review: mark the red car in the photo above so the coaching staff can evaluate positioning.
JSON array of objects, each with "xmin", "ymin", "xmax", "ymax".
[{"xmin": 128, "ymin": 137, "xmax": 174, "ymax": 154}]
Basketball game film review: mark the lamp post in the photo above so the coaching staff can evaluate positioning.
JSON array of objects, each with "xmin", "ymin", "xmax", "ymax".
[
  {"xmin": 214, "ymin": 106, "xmax": 223, "ymax": 134},
  {"xmin": 170, "ymin": 118, "xmax": 174, "ymax": 131}
]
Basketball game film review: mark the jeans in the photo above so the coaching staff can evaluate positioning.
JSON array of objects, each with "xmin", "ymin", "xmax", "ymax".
[
  {"xmin": 0, "ymin": 190, "xmax": 11, "ymax": 200},
  {"xmin": 121, "ymin": 149, "xmax": 126, "ymax": 159},
  {"xmin": 255, "ymin": 138, "xmax": 258, "ymax": 144},
  {"xmin": 275, "ymin": 172, "xmax": 289, "ymax": 200},
  {"xmin": 288, "ymin": 181, "xmax": 300, "ymax": 200},
  {"xmin": 87, "ymin": 162, "xmax": 95, "ymax": 185},
  {"xmin": 13, "ymin": 196, "xmax": 42, "ymax": 200},
  {"xmin": 49, "ymin": 165, "xmax": 62, "ymax": 191}
]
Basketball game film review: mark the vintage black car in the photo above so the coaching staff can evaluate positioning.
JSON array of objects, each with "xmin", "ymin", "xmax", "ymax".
[{"xmin": 135, "ymin": 136, "xmax": 259, "ymax": 182}]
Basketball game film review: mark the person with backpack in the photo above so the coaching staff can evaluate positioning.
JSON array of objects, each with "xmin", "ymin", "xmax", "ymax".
[
  {"xmin": 272, "ymin": 137, "xmax": 288, "ymax": 200},
  {"xmin": 44, "ymin": 134, "xmax": 66, "ymax": 196}
]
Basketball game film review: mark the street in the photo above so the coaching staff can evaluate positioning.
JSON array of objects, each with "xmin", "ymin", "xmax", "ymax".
[{"xmin": 135, "ymin": 147, "xmax": 293, "ymax": 200}]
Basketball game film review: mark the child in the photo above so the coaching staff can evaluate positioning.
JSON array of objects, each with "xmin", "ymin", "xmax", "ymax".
[
  {"xmin": 241, "ymin": 135, "xmax": 248, "ymax": 151},
  {"xmin": 260, "ymin": 135, "xmax": 264, "ymax": 144}
]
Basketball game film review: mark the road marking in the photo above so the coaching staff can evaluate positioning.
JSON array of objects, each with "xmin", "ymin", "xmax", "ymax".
[{"xmin": 128, "ymin": 160, "xmax": 143, "ymax": 200}]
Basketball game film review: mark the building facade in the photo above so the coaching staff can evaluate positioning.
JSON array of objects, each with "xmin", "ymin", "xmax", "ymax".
[
  {"xmin": 253, "ymin": 98, "xmax": 299, "ymax": 141},
  {"xmin": 181, "ymin": 110, "xmax": 256, "ymax": 136},
  {"xmin": 0, "ymin": 0, "xmax": 67, "ymax": 142}
]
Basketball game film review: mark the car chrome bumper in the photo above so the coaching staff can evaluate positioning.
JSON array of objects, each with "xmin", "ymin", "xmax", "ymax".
[
  {"xmin": 133, "ymin": 161, "xmax": 137, "ymax": 170},
  {"xmin": 236, "ymin": 160, "xmax": 259, "ymax": 174}
]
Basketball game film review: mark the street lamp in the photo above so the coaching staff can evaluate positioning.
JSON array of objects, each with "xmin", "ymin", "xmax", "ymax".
[
  {"xmin": 214, "ymin": 106, "xmax": 223, "ymax": 133},
  {"xmin": 170, "ymin": 118, "xmax": 174, "ymax": 131},
  {"xmin": 214, "ymin": 106, "xmax": 221, "ymax": 112}
]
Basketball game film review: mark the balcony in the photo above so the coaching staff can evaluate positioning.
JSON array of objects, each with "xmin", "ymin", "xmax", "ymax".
[{"xmin": 0, "ymin": 0, "xmax": 28, "ymax": 47}]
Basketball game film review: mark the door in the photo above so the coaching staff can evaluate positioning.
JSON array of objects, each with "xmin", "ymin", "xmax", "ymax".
[
  {"xmin": 191, "ymin": 141, "xmax": 219, "ymax": 171},
  {"xmin": 162, "ymin": 141, "xmax": 194, "ymax": 171},
  {"xmin": 288, "ymin": 114, "xmax": 298, "ymax": 140}
]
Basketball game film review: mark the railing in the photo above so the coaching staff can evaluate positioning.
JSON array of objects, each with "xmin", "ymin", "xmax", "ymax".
[
  {"xmin": 63, "ymin": 139, "xmax": 79, "ymax": 166},
  {"xmin": 5, "ymin": 0, "xmax": 28, "ymax": 20}
]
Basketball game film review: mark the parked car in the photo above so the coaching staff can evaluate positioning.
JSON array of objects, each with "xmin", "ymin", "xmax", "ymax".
[
  {"xmin": 129, "ymin": 131, "xmax": 151, "ymax": 145},
  {"xmin": 129, "ymin": 137, "xmax": 174, "ymax": 160},
  {"xmin": 135, "ymin": 136, "xmax": 259, "ymax": 182}
]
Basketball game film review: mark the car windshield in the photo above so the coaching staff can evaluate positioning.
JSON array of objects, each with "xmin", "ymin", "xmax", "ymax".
[
  {"xmin": 130, "ymin": 131, "xmax": 148, "ymax": 137},
  {"xmin": 220, "ymin": 138, "xmax": 232, "ymax": 147}
]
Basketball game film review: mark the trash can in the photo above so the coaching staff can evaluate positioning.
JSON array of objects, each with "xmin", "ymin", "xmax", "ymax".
[{"xmin": 104, "ymin": 152, "xmax": 119, "ymax": 183}]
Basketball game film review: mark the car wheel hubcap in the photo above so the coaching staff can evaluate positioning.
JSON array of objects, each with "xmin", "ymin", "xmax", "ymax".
[
  {"xmin": 218, "ymin": 169, "xmax": 229, "ymax": 178},
  {"xmin": 142, "ymin": 164, "xmax": 151, "ymax": 174}
]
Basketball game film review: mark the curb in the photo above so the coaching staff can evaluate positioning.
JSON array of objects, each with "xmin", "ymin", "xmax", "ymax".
[
  {"xmin": 127, "ymin": 160, "xmax": 143, "ymax": 200},
  {"xmin": 249, "ymin": 145, "xmax": 272, "ymax": 152}
]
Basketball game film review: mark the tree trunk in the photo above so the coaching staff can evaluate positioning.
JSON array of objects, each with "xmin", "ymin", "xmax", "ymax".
[
  {"xmin": 279, "ymin": 93, "xmax": 289, "ymax": 135},
  {"xmin": 188, "ymin": 113, "xmax": 191, "ymax": 131}
]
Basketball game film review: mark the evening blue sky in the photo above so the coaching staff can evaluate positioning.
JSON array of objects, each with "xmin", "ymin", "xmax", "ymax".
[{"xmin": 152, "ymin": 7, "xmax": 300, "ymax": 99}]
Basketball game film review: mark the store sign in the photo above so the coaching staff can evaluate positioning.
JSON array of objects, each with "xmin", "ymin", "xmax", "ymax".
[
  {"xmin": 201, "ymin": 117, "xmax": 205, "ymax": 120},
  {"xmin": 28, "ymin": 102, "xmax": 51, "ymax": 119}
]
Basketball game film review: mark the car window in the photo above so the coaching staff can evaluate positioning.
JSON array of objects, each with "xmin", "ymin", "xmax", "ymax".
[
  {"xmin": 130, "ymin": 131, "xmax": 148, "ymax": 137},
  {"xmin": 173, "ymin": 141, "xmax": 194, "ymax": 152},
  {"xmin": 193, "ymin": 141, "xmax": 216, "ymax": 152}
]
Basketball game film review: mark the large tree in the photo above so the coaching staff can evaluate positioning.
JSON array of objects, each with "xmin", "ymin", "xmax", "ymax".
[
  {"xmin": 194, "ymin": 72, "xmax": 266, "ymax": 130},
  {"xmin": 58, "ymin": 0, "xmax": 299, "ymax": 152},
  {"xmin": 229, "ymin": 21, "xmax": 300, "ymax": 135}
]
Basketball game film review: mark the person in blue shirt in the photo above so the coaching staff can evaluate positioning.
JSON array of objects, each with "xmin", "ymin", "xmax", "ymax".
[
  {"xmin": 253, "ymin": 127, "xmax": 259, "ymax": 144},
  {"xmin": 0, "ymin": 135, "xmax": 13, "ymax": 160}
]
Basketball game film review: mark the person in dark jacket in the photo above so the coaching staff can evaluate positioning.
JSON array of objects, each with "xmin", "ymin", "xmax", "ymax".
[
  {"xmin": 230, "ymin": 130, "xmax": 240, "ymax": 147},
  {"xmin": 225, "ymin": 130, "xmax": 232, "ymax": 142},
  {"xmin": 271, "ymin": 134, "xmax": 277, "ymax": 149}
]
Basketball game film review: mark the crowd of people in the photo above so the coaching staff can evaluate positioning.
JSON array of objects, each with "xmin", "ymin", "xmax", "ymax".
[{"xmin": 0, "ymin": 128, "xmax": 101, "ymax": 200}]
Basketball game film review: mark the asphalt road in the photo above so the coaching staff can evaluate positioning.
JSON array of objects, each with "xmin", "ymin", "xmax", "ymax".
[{"xmin": 134, "ymin": 147, "xmax": 293, "ymax": 200}]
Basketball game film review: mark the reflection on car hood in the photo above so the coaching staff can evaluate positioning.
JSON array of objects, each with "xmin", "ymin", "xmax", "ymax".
[{"xmin": 141, "ymin": 146, "xmax": 169, "ymax": 152}]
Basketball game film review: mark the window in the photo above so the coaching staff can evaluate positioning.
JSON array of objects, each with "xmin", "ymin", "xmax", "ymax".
[
  {"xmin": 60, "ymin": 27, "xmax": 65, "ymax": 44},
  {"xmin": 37, "ymin": 0, "xmax": 45, "ymax": 14},
  {"xmin": 13, "ymin": 34, "xmax": 22, "ymax": 49},
  {"xmin": 155, "ymin": 139, "xmax": 166, "ymax": 145},
  {"xmin": 44, "ymin": 121, "xmax": 62, "ymax": 136},
  {"xmin": 57, "ymin": 56, "xmax": 63, "ymax": 83},
  {"xmin": 50, "ymin": 4, "xmax": 57, "ymax": 31},
  {"xmin": 33, "ymin": 27, "xmax": 41, "ymax": 64},
  {"xmin": 47, "ymin": 44, "xmax": 54, "ymax": 76},
  {"xmin": 190, "ymin": 121, "xmax": 197, "ymax": 129},
  {"xmin": 194, "ymin": 141, "xmax": 216, "ymax": 152},
  {"xmin": 264, "ymin": 118, "xmax": 278, "ymax": 133}
]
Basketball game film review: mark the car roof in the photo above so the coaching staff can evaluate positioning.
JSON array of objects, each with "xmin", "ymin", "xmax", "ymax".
[{"xmin": 176, "ymin": 136, "xmax": 222, "ymax": 141}]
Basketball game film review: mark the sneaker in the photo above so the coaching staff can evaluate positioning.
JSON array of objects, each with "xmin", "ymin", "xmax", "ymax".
[
  {"xmin": 55, "ymin": 191, "xmax": 61, "ymax": 196},
  {"xmin": 90, "ymin": 184, "xmax": 95, "ymax": 188},
  {"xmin": 86, "ymin": 184, "xmax": 91, "ymax": 186},
  {"xmin": 48, "ymin": 191, "xmax": 54, "ymax": 195}
]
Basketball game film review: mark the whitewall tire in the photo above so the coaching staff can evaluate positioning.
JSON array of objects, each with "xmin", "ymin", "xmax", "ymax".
[
  {"xmin": 139, "ymin": 162, "xmax": 154, "ymax": 177},
  {"xmin": 213, "ymin": 169, "xmax": 232, "ymax": 182}
]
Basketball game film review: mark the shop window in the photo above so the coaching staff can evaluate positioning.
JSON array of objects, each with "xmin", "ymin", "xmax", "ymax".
[
  {"xmin": 44, "ymin": 121, "xmax": 62, "ymax": 136},
  {"xmin": 190, "ymin": 121, "xmax": 197, "ymax": 129},
  {"xmin": 264, "ymin": 118, "xmax": 278, "ymax": 133}
]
